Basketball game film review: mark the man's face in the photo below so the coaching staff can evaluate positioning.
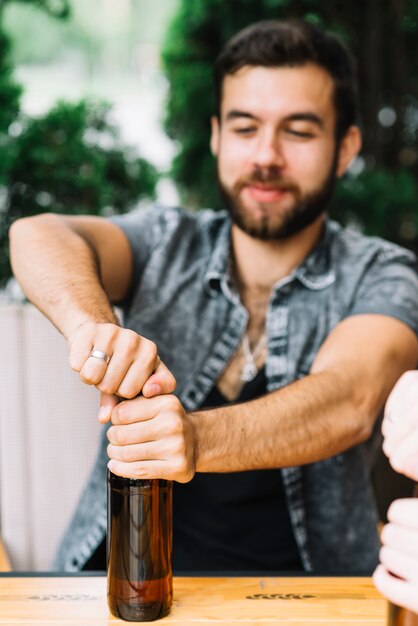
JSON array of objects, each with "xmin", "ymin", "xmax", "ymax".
[{"xmin": 211, "ymin": 64, "xmax": 346, "ymax": 240}]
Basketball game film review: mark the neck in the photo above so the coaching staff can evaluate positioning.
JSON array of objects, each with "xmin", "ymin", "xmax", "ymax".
[{"xmin": 231, "ymin": 215, "xmax": 325, "ymax": 294}]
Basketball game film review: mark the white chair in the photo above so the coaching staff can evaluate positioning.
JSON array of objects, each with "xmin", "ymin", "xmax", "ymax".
[{"xmin": 0, "ymin": 303, "xmax": 101, "ymax": 570}]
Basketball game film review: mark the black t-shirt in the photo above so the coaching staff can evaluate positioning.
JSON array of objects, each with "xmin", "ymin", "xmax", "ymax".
[
  {"xmin": 173, "ymin": 367, "xmax": 301, "ymax": 572},
  {"xmin": 83, "ymin": 367, "xmax": 302, "ymax": 572}
]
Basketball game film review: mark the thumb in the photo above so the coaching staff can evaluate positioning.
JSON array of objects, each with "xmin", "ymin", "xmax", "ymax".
[
  {"xmin": 142, "ymin": 359, "xmax": 177, "ymax": 398},
  {"xmin": 98, "ymin": 393, "xmax": 119, "ymax": 423}
]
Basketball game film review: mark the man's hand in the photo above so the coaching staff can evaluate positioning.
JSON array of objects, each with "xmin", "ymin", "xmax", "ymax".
[
  {"xmin": 105, "ymin": 395, "xmax": 196, "ymax": 483},
  {"xmin": 373, "ymin": 370, "xmax": 418, "ymax": 614},
  {"xmin": 69, "ymin": 321, "xmax": 176, "ymax": 417}
]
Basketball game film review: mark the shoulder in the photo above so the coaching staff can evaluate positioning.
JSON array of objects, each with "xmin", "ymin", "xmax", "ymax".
[
  {"xmin": 326, "ymin": 221, "xmax": 418, "ymax": 332},
  {"xmin": 326, "ymin": 220, "xmax": 417, "ymax": 284},
  {"xmin": 112, "ymin": 204, "xmax": 229, "ymax": 243},
  {"xmin": 328, "ymin": 220, "xmax": 416, "ymax": 266},
  {"xmin": 110, "ymin": 204, "xmax": 229, "ymax": 260}
]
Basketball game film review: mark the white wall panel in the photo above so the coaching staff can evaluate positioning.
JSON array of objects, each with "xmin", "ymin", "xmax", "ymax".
[{"xmin": 0, "ymin": 304, "xmax": 101, "ymax": 570}]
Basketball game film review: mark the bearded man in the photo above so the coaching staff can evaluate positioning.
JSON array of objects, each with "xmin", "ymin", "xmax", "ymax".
[{"xmin": 10, "ymin": 19, "xmax": 418, "ymax": 574}]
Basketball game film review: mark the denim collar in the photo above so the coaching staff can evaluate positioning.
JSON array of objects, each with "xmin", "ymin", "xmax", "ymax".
[{"xmin": 204, "ymin": 214, "xmax": 336, "ymax": 297}]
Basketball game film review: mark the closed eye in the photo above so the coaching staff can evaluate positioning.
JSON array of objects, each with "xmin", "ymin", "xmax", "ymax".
[
  {"xmin": 286, "ymin": 129, "xmax": 316, "ymax": 138},
  {"xmin": 234, "ymin": 127, "xmax": 257, "ymax": 135}
]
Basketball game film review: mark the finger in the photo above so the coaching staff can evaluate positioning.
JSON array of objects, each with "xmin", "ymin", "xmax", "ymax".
[
  {"xmin": 98, "ymin": 332, "xmax": 157, "ymax": 397},
  {"xmin": 383, "ymin": 396, "xmax": 418, "ymax": 441},
  {"xmin": 383, "ymin": 371, "xmax": 418, "ymax": 437},
  {"xmin": 381, "ymin": 522, "xmax": 418, "ymax": 560},
  {"xmin": 98, "ymin": 393, "xmax": 119, "ymax": 424},
  {"xmin": 68, "ymin": 322, "xmax": 115, "ymax": 373},
  {"xmin": 115, "ymin": 359, "xmax": 158, "ymax": 400},
  {"xmin": 95, "ymin": 353, "xmax": 132, "ymax": 397},
  {"xmin": 77, "ymin": 327, "xmax": 117, "ymax": 385},
  {"xmin": 107, "ymin": 459, "xmax": 170, "ymax": 480},
  {"xmin": 389, "ymin": 430, "xmax": 418, "ymax": 478},
  {"xmin": 387, "ymin": 499, "xmax": 418, "ymax": 530},
  {"xmin": 107, "ymin": 414, "xmax": 175, "ymax": 445},
  {"xmin": 110, "ymin": 396, "xmax": 154, "ymax": 426},
  {"xmin": 107, "ymin": 441, "xmax": 167, "ymax": 463},
  {"xmin": 380, "ymin": 545, "xmax": 418, "ymax": 583},
  {"xmin": 373, "ymin": 564, "xmax": 418, "ymax": 613},
  {"xmin": 383, "ymin": 406, "xmax": 418, "ymax": 458},
  {"xmin": 142, "ymin": 359, "xmax": 177, "ymax": 398},
  {"xmin": 111, "ymin": 395, "xmax": 178, "ymax": 426},
  {"xmin": 68, "ymin": 325, "xmax": 95, "ymax": 373}
]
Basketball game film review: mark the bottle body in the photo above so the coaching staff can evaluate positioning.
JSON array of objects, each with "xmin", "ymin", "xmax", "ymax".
[
  {"xmin": 107, "ymin": 470, "xmax": 173, "ymax": 621},
  {"xmin": 388, "ymin": 603, "xmax": 418, "ymax": 626}
]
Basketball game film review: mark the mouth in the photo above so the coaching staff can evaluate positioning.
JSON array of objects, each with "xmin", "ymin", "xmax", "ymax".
[{"xmin": 244, "ymin": 184, "xmax": 291, "ymax": 203}]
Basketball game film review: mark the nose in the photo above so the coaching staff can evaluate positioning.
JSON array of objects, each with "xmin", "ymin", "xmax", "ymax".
[{"xmin": 252, "ymin": 132, "xmax": 286, "ymax": 170}]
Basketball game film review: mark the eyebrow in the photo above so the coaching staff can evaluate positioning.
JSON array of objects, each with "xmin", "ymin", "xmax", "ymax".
[
  {"xmin": 225, "ymin": 110, "xmax": 260, "ymax": 122},
  {"xmin": 225, "ymin": 110, "xmax": 324, "ymax": 129}
]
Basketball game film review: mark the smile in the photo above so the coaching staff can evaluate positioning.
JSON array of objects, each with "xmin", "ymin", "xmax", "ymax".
[{"xmin": 245, "ymin": 185, "xmax": 290, "ymax": 203}]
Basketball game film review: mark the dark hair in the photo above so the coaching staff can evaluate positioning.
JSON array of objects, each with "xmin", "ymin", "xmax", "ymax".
[{"xmin": 213, "ymin": 19, "xmax": 358, "ymax": 141}]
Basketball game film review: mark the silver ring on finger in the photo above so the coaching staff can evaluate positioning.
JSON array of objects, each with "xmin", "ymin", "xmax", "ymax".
[{"xmin": 89, "ymin": 349, "xmax": 111, "ymax": 365}]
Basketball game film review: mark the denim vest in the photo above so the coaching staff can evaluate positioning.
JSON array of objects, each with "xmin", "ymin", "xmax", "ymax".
[{"xmin": 54, "ymin": 206, "xmax": 418, "ymax": 574}]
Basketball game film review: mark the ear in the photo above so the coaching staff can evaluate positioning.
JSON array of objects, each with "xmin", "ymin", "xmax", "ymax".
[
  {"xmin": 336, "ymin": 125, "xmax": 362, "ymax": 177},
  {"xmin": 210, "ymin": 115, "xmax": 220, "ymax": 157}
]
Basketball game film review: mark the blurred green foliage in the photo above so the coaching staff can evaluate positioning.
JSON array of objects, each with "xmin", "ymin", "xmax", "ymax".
[
  {"xmin": 0, "ymin": 29, "xmax": 21, "ymax": 183},
  {"xmin": 7, "ymin": 100, "xmax": 158, "ymax": 218},
  {"xmin": 1, "ymin": 0, "xmax": 71, "ymax": 19},
  {"xmin": 162, "ymin": 0, "xmax": 418, "ymax": 248},
  {"xmin": 0, "ymin": 2, "xmax": 159, "ymax": 285}
]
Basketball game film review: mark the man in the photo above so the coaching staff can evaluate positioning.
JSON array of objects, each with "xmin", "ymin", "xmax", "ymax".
[
  {"xmin": 374, "ymin": 371, "xmax": 418, "ymax": 615},
  {"xmin": 9, "ymin": 19, "xmax": 418, "ymax": 574}
]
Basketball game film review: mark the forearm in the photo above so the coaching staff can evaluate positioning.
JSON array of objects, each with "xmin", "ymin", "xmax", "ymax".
[
  {"xmin": 191, "ymin": 369, "xmax": 374, "ymax": 473},
  {"xmin": 9, "ymin": 214, "xmax": 117, "ymax": 339}
]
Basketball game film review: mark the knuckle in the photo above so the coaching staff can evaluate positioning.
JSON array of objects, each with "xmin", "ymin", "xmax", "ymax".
[
  {"xmin": 109, "ymin": 427, "xmax": 123, "ymax": 445},
  {"xmin": 117, "ymin": 382, "xmax": 139, "ymax": 400},
  {"xmin": 170, "ymin": 413, "xmax": 186, "ymax": 437},
  {"xmin": 168, "ymin": 374, "xmax": 177, "ymax": 393},
  {"xmin": 132, "ymin": 464, "xmax": 147, "ymax": 479},
  {"xmin": 173, "ymin": 457, "xmax": 188, "ymax": 478},
  {"xmin": 79, "ymin": 370, "xmax": 99, "ymax": 385},
  {"xmin": 123, "ymin": 330, "xmax": 140, "ymax": 351},
  {"xmin": 106, "ymin": 427, "xmax": 115, "ymax": 442},
  {"xmin": 105, "ymin": 323, "xmax": 120, "ymax": 340},
  {"xmin": 175, "ymin": 435, "xmax": 187, "ymax": 455},
  {"xmin": 96, "ymin": 373, "xmax": 120, "ymax": 396},
  {"xmin": 68, "ymin": 354, "xmax": 82, "ymax": 372},
  {"xmin": 97, "ymin": 381, "xmax": 117, "ymax": 395},
  {"xmin": 381, "ymin": 525, "xmax": 388, "ymax": 544},
  {"xmin": 142, "ymin": 339, "xmax": 158, "ymax": 364},
  {"xmin": 163, "ymin": 394, "xmax": 181, "ymax": 413}
]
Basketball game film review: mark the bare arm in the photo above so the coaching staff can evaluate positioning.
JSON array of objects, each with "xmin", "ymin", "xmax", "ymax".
[
  {"xmin": 9, "ymin": 213, "xmax": 132, "ymax": 338},
  {"xmin": 192, "ymin": 315, "xmax": 418, "ymax": 472},
  {"xmin": 9, "ymin": 213, "xmax": 176, "ymax": 402}
]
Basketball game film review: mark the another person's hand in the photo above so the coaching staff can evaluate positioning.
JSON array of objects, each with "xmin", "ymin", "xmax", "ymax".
[
  {"xmin": 374, "ymin": 499, "xmax": 418, "ymax": 614},
  {"xmin": 373, "ymin": 370, "xmax": 418, "ymax": 613},
  {"xmin": 105, "ymin": 395, "xmax": 196, "ymax": 483},
  {"xmin": 68, "ymin": 321, "xmax": 176, "ymax": 419}
]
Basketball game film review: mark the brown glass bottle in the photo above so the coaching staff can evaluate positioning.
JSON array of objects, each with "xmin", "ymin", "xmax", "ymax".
[
  {"xmin": 388, "ymin": 604, "xmax": 418, "ymax": 626},
  {"xmin": 387, "ymin": 485, "xmax": 418, "ymax": 626},
  {"xmin": 107, "ymin": 470, "xmax": 173, "ymax": 621}
]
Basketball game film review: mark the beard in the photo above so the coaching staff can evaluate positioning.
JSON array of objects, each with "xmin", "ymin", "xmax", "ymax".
[{"xmin": 217, "ymin": 155, "xmax": 338, "ymax": 241}]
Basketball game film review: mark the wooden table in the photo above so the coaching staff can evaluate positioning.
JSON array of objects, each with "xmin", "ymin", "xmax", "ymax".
[{"xmin": 0, "ymin": 574, "xmax": 388, "ymax": 625}]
